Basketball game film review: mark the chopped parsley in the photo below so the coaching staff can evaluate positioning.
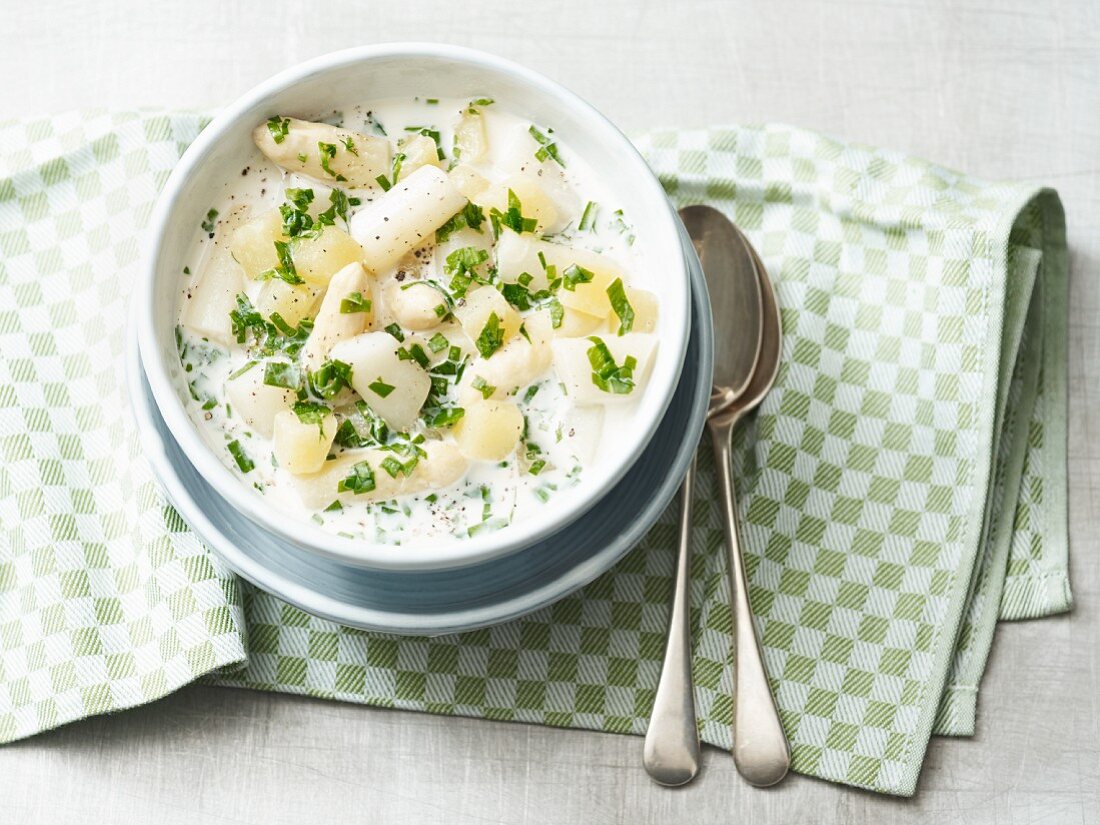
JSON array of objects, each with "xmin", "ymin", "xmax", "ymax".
[
  {"xmin": 201, "ymin": 208, "xmax": 218, "ymax": 235},
  {"xmin": 317, "ymin": 141, "xmax": 347, "ymax": 181},
  {"xmin": 258, "ymin": 240, "xmax": 304, "ymax": 286},
  {"xmin": 227, "ymin": 440, "xmax": 254, "ymax": 473},
  {"xmin": 292, "ymin": 400, "xmax": 330, "ymax": 435},
  {"xmin": 228, "ymin": 294, "xmax": 313, "ymax": 358},
  {"xmin": 606, "ymin": 277, "xmax": 634, "ymax": 334},
  {"xmin": 307, "ymin": 359, "xmax": 354, "ymax": 399},
  {"xmin": 428, "ymin": 407, "xmax": 464, "ymax": 428},
  {"xmin": 561, "ymin": 264, "xmax": 595, "ymax": 292},
  {"xmin": 578, "ymin": 201, "xmax": 598, "ymax": 231},
  {"xmin": 337, "ymin": 461, "xmax": 376, "ymax": 495},
  {"xmin": 340, "ymin": 135, "xmax": 358, "ymax": 155},
  {"xmin": 444, "ymin": 246, "xmax": 490, "ymax": 298},
  {"xmin": 475, "ymin": 312, "xmax": 505, "ymax": 358},
  {"xmin": 263, "ymin": 361, "xmax": 301, "ymax": 391},
  {"xmin": 490, "ymin": 190, "xmax": 538, "ymax": 235},
  {"xmin": 384, "ymin": 323, "xmax": 405, "ymax": 341},
  {"xmin": 436, "ymin": 202, "xmax": 486, "ymax": 242},
  {"xmin": 471, "ymin": 376, "xmax": 496, "ymax": 399},
  {"xmin": 528, "ymin": 125, "xmax": 565, "ymax": 167},
  {"xmin": 427, "ymin": 332, "xmax": 449, "ymax": 353},
  {"xmin": 587, "ymin": 336, "xmax": 637, "ymax": 394},
  {"xmin": 266, "ymin": 116, "xmax": 291, "ymax": 144},
  {"xmin": 340, "ymin": 291, "xmax": 372, "ymax": 314},
  {"xmin": 368, "ymin": 377, "xmax": 396, "ymax": 398}
]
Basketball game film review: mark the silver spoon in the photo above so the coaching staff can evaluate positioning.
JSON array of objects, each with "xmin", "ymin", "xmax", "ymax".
[
  {"xmin": 708, "ymin": 225, "xmax": 790, "ymax": 787},
  {"xmin": 643, "ymin": 205, "xmax": 763, "ymax": 786}
]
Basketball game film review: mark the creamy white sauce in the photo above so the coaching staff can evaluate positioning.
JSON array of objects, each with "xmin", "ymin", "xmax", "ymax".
[{"xmin": 175, "ymin": 96, "xmax": 655, "ymax": 547}]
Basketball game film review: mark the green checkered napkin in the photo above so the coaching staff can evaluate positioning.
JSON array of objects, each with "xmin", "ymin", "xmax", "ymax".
[{"xmin": 0, "ymin": 111, "xmax": 1069, "ymax": 796}]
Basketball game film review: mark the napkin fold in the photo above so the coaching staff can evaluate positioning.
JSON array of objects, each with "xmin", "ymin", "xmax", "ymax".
[{"xmin": 0, "ymin": 111, "xmax": 1069, "ymax": 796}]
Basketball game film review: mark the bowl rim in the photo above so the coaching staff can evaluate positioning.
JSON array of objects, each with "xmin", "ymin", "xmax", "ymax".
[{"xmin": 138, "ymin": 42, "xmax": 690, "ymax": 571}]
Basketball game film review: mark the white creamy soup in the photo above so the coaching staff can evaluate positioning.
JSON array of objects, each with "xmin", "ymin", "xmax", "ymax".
[{"xmin": 175, "ymin": 96, "xmax": 660, "ymax": 546}]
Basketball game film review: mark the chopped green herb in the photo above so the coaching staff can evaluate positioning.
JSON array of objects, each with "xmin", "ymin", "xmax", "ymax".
[
  {"xmin": 427, "ymin": 332, "xmax": 449, "ymax": 353},
  {"xmin": 292, "ymin": 400, "xmax": 330, "ymax": 434},
  {"xmin": 324, "ymin": 499, "xmax": 343, "ymax": 512},
  {"xmin": 436, "ymin": 202, "xmax": 486, "ymax": 242},
  {"xmin": 471, "ymin": 376, "xmax": 496, "ymax": 399},
  {"xmin": 587, "ymin": 336, "xmax": 637, "ymax": 394},
  {"xmin": 489, "ymin": 190, "xmax": 538, "ymax": 235},
  {"xmin": 258, "ymin": 240, "xmax": 304, "ymax": 285},
  {"xmin": 227, "ymin": 440, "xmax": 254, "ymax": 473},
  {"xmin": 475, "ymin": 312, "xmax": 505, "ymax": 358},
  {"xmin": 228, "ymin": 359, "xmax": 258, "ymax": 380},
  {"xmin": 375, "ymin": 174, "xmax": 392, "ymax": 192},
  {"xmin": 606, "ymin": 277, "xmax": 634, "ymax": 334},
  {"xmin": 612, "ymin": 209, "xmax": 636, "ymax": 245},
  {"xmin": 368, "ymin": 377, "xmax": 396, "ymax": 398},
  {"xmin": 266, "ymin": 116, "xmax": 291, "ymax": 144},
  {"xmin": 528, "ymin": 125, "xmax": 565, "ymax": 167},
  {"xmin": 562, "ymin": 264, "xmax": 595, "ymax": 292},
  {"xmin": 307, "ymin": 359, "xmax": 353, "ymax": 399},
  {"xmin": 316, "ymin": 188, "xmax": 351, "ymax": 227},
  {"xmin": 468, "ymin": 97, "xmax": 494, "ymax": 109},
  {"xmin": 340, "ymin": 135, "xmax": 358, "ymax": 155},
  {"xmin": 340, "ymin": 291, "xmax": 372, "ymax": 314},
  {"xmin": 337, "ymin": 461, "xmax": 376, "ymax": 494},
  {"xmin": 426, "ymin": 98, "xmax": 439, "ymax": 105},
  {"xmin": 263, "ymin": 361, "xmax": 301, "ymax": 391},
  {"xmin": 379, "ymin": 456, "xmax": 405, "ymax": 478},
  {"xmin": 201, "ymin": 208, "xmax": 218, "ymax": 235},
  {"xmin": 444, "ymin": 245, "xmax": 490, "ymax": 298},
  {"xmin": 523, "ymin": 384, "xmax": 540, "ymax": 403},
  {"xmin": 384, "ymin": 323, "xmax": 405, "ymax": 342},
  {"xmin": 578, "ymin": 201, "xmax": 598, "ymax": 231},
  {"xmin": 317, "ymin": 142, "xmax": 347, "ymax": 181},
  {"xmin": 428, "ymin": 407, "xmax": 464, "ymax": 428},
  {"xmin": 548, "ymin": 297, "xmax": 564, "ymax": 329}
]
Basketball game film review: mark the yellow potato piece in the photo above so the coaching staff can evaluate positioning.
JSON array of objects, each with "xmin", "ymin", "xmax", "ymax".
[
  {"xmin": 454, "ymin": 400, "xmax": 524, "ymax": 461},
  {"xmin": 624, "ymin": 287, "xmax": 658, "ymax": 334},
  {"xmin": 272, "ymin": 409, "xmax": 338, "ymax": 475},
  {"xmin": 254, "ymin": 279, "xmax": 321, "ymax": 327},
  {"xmin": 291, "ymin": 226, "xmax": 365, "ymax": 286},
  {"xmin": 396, "ymin": 134, "xmax": 443, "ymax": 180},
  {"xmin": 454, "ymin": 286, "xmax": 521, "ymax": 345},
  {"xmin": 229, "ymin": 209, "xmax": 283, "ymax": 279}
]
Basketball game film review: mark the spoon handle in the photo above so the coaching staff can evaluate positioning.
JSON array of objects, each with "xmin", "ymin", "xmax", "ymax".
[
  {"xmin": 710, "ymin": 419, "xmax": 790, "ymax": 787},
  {"xmin": 643, "ymin": 458, "xmax": 700, "ymax": 786}
]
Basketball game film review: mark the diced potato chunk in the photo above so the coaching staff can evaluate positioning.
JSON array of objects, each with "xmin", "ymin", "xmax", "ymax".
[
  {"xmin": 448, "ymin": 164, "xmax": 490, "ymax": 200},
  {"xmin": 291, "ymin": 226, "xmax": 365, "ymax": 286},
  {"xmin": 453, "ymin": 111, "xmax": 488, "ymax": 164},
  {"xmin": 229, "ymin": 209, "xmax": 283, "ymax": 279},
  {"xmin": 225, "ymin": 365, "xmax": 295, "ymax": 437},
  {"xmin": 476, "ymin": 175, "xmax": 568, "ymax": 234},
  {"xmin": 494, "ymin": 231, "xmax": 626, "ymax": 312},
  {"xmin": 396, "ymin": 134, "xmax": 443, "ymax": 180},
  {"xmin": 349, "ymin": 166, "xmax": 467, "ymax": 273},
  {"xmin": 384, "ymin": 280, "xmax": 449, "ymax": 331},
  {"xmin": 625, "ymin": 287, "xmax": 658, "ymax": 334},
  {"xmin": 302, "ymin": 262, "xmax": 373, "ymax": 366},
  {"xmin": 254, "ymin": 279, "xmax": 321, "ymax": 327},
  {"xmin": 289, "ymin": 441, "xmax": 467, "ymax": 509},
  {"xmin": 454, "ymin": 400, "xmax": 524, "ymax": 461},
  {"xmin": 459, "ymin": 311, "xmax": 553, "ymax": 404},
  {"xmin": 272, "ymin": 409, "xmax": 337, "ymax": 475},
  {"xmin": 252, "ymin": 117, "xmax": 390, "ymax": 188},
  {"xmin": 180, "ymin": 252, "xmax": 246, "ymax": 346},
  {"xmin": 454, "ymin": 286, "xmax": 521, "ymax": 346},
  {"xmin": 433, "ymin": 227, "xmax": 492, "ymax": 281},
  {"xmin": 328, "ymin": 332, "xmax": 431, "ymax": 430},
  {"xmin": 551, "ymin": 333, "xmax": 658, "ymax": 405}
]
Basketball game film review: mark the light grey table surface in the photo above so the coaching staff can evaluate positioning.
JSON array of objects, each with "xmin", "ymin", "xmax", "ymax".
[{"xmin": 2, "ymin": 1, "xmax": 1097, "ymax": 823}]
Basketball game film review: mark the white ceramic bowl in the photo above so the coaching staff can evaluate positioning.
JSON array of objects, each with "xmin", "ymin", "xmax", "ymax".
[{"xmin": 139, "ymin": 43, "xmax": 690, "ymax": 571}]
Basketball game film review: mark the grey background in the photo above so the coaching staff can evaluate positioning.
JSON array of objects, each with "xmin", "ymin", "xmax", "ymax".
[{"xmin": 1, "ymin": 1, "xmax": 1097, "ymax": 822}]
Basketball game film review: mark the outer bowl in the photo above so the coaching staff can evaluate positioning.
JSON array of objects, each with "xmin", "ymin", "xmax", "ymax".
[{"xmin": 138, "ymin": 43, "xmax": 690, "ymax": 571}]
